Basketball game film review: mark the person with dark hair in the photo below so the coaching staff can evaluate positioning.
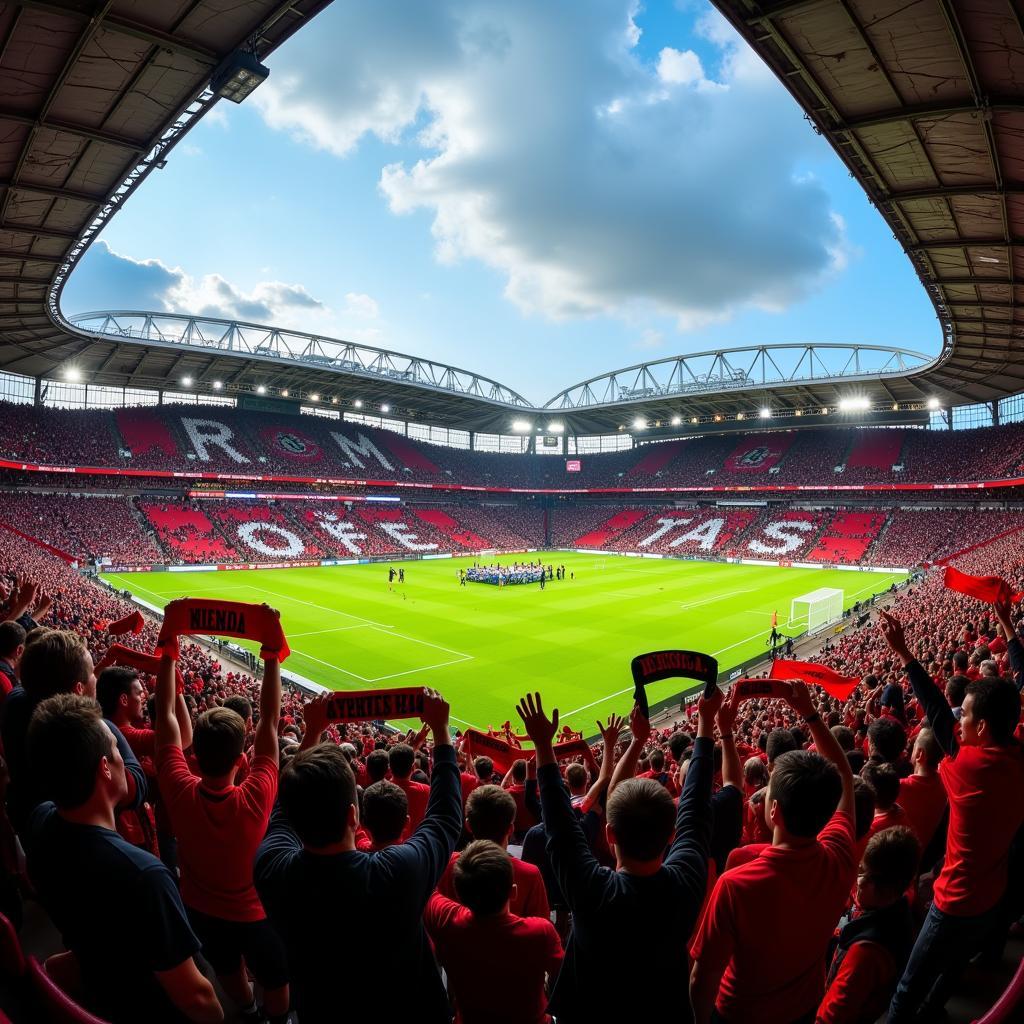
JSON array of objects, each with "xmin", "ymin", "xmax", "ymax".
[
  {"xmin": 945, "ymin": 674, "xmax": 970, "ymax": 719},
  {"xmin": 255, "ymin": 689, "xmax": 461, "ymax": 1024},
  {"xmin": 866, "ymin": 717, "xmax": 907, "ymax": 772},
  {"xmin": 98, "ymin": 665, "xmax": 193, "ymax": 762},
  {"xmin": 473, "ymin": 755, "xmax": 494, "ymax": 784},
  {"xmin": 743, "ymin": 727, "xmax": 799, "ymax": 847},
  {"xmin": 389, "ymin": 741, "xmax": 430, "ymax": 837},
  {"xmin": 365, "ymin": 748, "xmax": 389, "ymax": 783},
  {"xmin": 861, "ymin": 762, "xmax": 908, "ymax": 840},
  {"xmin": 425, "ymin": 839, "xmax": 562, "ymax": 1024},
  {"xmin": 691, "ymin": 682, "xmax": 856, "ymax": 1024},
  {"xmin": 360, "ymin": 780, "xmax": 409, "ymax": 850},
  {"xmin": 155, "ymin": 642, "xmax": 289, "ymax": 1024},
  {"xmin": 502, "ymin": 757, "xmax": 539, "ymax": 840},
  {"xmin": 437, "ymin": 784, "xmax": 549, "ymax": 919},
  {"xmin": 765, "ymin": 727, "xmax": 799, "ymax": 763},
  {"xmin": 817, "ymin": 826, "xmax": 920, "ymax": 1024},
  {"xmin": 1, "ymin": 629, "xmax": 145, "ymax": 832},
  {"xmin": 24, "ymin": 694, "xmax": 220, "ymax": 1024},
  {"xmin": 880, "ymin": 611, "xmax": 1024, "ymax": 1023},
  {"xmin": 0, "ymin": 619, "xmax": 25, "ymax": 698},
  {"xmin": 518, "ymin": 687, "xmax": 722, "ymax": 1024},
  {"xmin": 879, "ymin": 677, "xmax": 907, "ymax": 724}
]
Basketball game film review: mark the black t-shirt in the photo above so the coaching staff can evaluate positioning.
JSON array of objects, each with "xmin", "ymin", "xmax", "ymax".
[
  {"xmin": 881, "ymin": 682, "xmax": 906, "ymax": 719},
  {"xmin": 25, "ymin": 804, "xmax": 200, "ymax": 1024}
]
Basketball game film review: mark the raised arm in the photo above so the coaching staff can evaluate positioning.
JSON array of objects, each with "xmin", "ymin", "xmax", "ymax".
[
  {"xmin": 716, "ymin": 692, "xmax": 743, "ymax": 793},
  {"xmin": 994, "ymin": 598, "xmax": 1024, "ymax": 692},
  {"xmin": 608, "ymin": 705, "xmax": 651, "ymax": 797},
  {"xmin": 580, "ymin": 713, "xmax": 624, "ymax": 814},
  {"xmin": 518, "ymin": 692, "xmax": 606, "ymax": 910},
  {"xmin": 254, "ymin": 655, "xmax": 281, "ymax": 762},
  {"xmin": 154, "ymin": 654, "xmax": 181, "ymax": 751},
  {"xmin": 880, "ymin": 610, "xmax": 957, "ymax": 756},
  {"xmin": 298, "ymin": 694, "xmax": 330, "ymax": 752},
  {"xmin": 783, "ymin": 681, "xmax": 855, "ymax": 818}
]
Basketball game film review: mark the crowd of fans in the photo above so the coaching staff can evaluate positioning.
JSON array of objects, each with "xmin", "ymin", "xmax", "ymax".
[
  {"xmin": 0, "ymin": 514, "xmax": 1018, "ymax": 1023},
  {"xmin": 4, "ymin": 401, "xmax": 1024, "ymax": 491}
]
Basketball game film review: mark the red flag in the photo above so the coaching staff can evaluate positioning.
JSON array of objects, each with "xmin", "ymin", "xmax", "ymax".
[
  {"xmin": 106, "ymin": 610, "xmax": 144, "ymax": 636},
  {"xmin": 769, "ymin": 659, "xmax": 860, "ymax": 701},
  {"xmin": 943, "ymin": 565, "xmax": 1023, "ymax": 605}
]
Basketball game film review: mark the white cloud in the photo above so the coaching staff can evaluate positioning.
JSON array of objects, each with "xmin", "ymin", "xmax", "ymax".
[
  {"xmin": 254, "ymin": 1, "xmax": 847, "ymax": 332},
  {"xmin": 62, "ymin": 242, "xmax": 384, "ymax": 343}
]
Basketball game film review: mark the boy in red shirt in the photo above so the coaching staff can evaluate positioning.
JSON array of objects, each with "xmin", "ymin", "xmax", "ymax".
[
  {"xmin": 896, "ymin": 727, "xmax": 947, "ymax": 859},
  {"xmin": 817, "ymin": 825, "xmax": 920, "ymax": 1024},
  {"xmin": 389, "ymin": 742, "xmax": 430, "ymax": 837},
  {"xmin": 155, "ymin": 642, "xmax": 288, "ymax": 1023},
  {"xmin": 690, "ymin": 682, "xmax": 856, "ymax": 1024},
  {"xmin": 437, "ymin": 784, "xmax": 549, "ymax": 919},
  {"xmin": 881, "ymin": 610, "xmax": 1024, "ymax": 1022},
  {"xmin": 425, "ymin": 839, "xmax": 562, "ymax": 1024}
]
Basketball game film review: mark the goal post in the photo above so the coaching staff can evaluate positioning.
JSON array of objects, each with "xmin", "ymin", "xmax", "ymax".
[{"xmin": 790, "ymin": 587, "xmax": 844, "ymax": 634}]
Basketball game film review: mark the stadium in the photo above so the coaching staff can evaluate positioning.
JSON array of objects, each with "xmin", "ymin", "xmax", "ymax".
[{"xmin": 0, "ymin": 1, "xmax": 1020, "ymax": 1023}]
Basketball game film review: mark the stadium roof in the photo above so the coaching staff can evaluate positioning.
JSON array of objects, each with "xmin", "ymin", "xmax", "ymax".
[{"xmin": 1, "ymin": 0, "xmax": 1023, "ymax": 436}]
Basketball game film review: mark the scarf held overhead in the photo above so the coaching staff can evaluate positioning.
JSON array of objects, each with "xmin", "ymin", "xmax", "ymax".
[
  {"xmin": 943, "ymin": 565, "xmax": 1023, "ymax": 605},
  {"xmin": 325, "ymin": 687, "xmax": 426, "ymax": 723},
  {"xmin": 95, "ymin": 643, "xmax": 186, "ymax": 694},
  {"xmin": 769, "ymin": 659, "xmax": 860, "ymax": 701},
  {"xmin": 630, "ymin": 649, "xmax": 718, "ymax": 717},
  {"xmin": 157, "ymin": 598, "xmax": 290, "ymax": 662}
]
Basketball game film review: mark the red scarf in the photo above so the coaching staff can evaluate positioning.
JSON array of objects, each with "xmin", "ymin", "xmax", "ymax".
[
  {"xmin": 462, "ymin": 729, "xmax": 598, "ymax": 775},
  {"xmin": 944, "ymin": 565, "xmax": 1023, "ymax": 605},
  {"xmin": 157, "ymin": 599, "xmax": 289, "ymax": 661},
  {"xmin": 95, "ymin": 610, "xmax": 144, "ymax": 636},
  {"xmin": 95, "ymin": 643, "xmax": 185, "ymax": 695},
  {"xmin": 731, "ymin": 678, "xmax": 794, "ymax": 703},
  {"xmin": 769, "ymin": 659, "xmax": 860, "ymax": 700}
]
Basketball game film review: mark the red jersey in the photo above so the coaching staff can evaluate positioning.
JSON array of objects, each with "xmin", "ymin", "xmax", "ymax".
[
  {"xmin": 437, "ymin": 852, "xmax": 550, "ymax": 920},
  {"xmin": 423, "ymin": 893, "xmax": 562, "ymax": 1024},
  {"xmin": 815, "ymin": 941, "xmax": 896, "ymax": 1024},
  {"xmin": 866, "ymin": 804, "xmax": 909, "ymax": 842},
  {"xmin": 119, "ymin": 723, "xmax": 156, "ymax": 759},
  {"xmin": 393, "ymin": 775, "xmax": 431, "ymax": 839},
  {"xmin": 156, "ymin": 746, "xmax": 277, "ymax": 921},
  {"xmin": 459, "ymin": 772, "xmax": 480, "ymax": 806},
  {"xmin": 692, "ymin": 811, "xmax": 857, "ymax": 1024},
  {"xmin": 935, "ymin": 743, "xmax": 1024, "ymax": 915},
  {"xmin": 897, "ymin": 773, "xmax": 947, "ymax": 849},
  {"xmin": 507, "ymin": 784, "xmax": 539, "ymax": 833}
]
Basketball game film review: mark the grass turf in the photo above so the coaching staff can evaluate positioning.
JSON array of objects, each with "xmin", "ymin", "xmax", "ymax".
[{"xmin": 102, "ymin": 554, "xmax": 905, "ymax": 731}]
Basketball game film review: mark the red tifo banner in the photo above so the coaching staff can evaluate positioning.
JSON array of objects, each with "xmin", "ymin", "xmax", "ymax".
[
  {"xmin": 943, "ymin": 565, "xmax": 1023, "ymax": 605},
  {"xmin": 769, "ymin": 659, "xmax": 861, "ymax": 701},
  {"xmin": 156, "ymin": 599, "xmax": 290, "ymax": 662},
  {"xmin": 461, "ymin": 728, "xmax": 598, "ymax": 775}
]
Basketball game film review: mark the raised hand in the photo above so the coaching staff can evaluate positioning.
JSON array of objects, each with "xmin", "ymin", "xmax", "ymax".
[
  {"xmin": 879, "ymin": 610, "xmax": 910, "ymax": 659},
  {"xmin": 627, "ymin": 702, "xmax": 651, "ymax": 746},
  {"xmin": 301, "ymin": 694, "xmax": 331, "ymax": 747},
  {"xmin": 783, "ymin": 680, "xmax": 816, "ymax": 720},
  {"xmin": 516, "ymin": 692, "xmax": 559, "ymax": 749},
  {"xmin": 716, "ymin": 688, "xmax": 739, "ymax": 735},
  {"xmin": 420, "ymin": 688, "xmax": 451, "ymax": 740},
  {"xmin": 597, "ymin": 712, "xmax": 625, "ymax": 747}
]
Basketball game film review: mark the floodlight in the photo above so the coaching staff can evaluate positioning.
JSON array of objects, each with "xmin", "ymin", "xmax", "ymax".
[
  {"xmin": 354, "ymin": 399, "xmax": 363, "ymax": 409},
  {"xmin": 691, "ymin": 417, "xmax": 698, "ymax": 424},
  {"xmin": 281, "ymin": 389, "xmax": 289, "ymax": 398},
  {"xmin": 380, "ymin": 404, "xmax": 390, "ymax": 413},
  {"xmin": 671, "ymin": 416, "xmax": 681, "ymax": 426},
  {"xmin": 927, "ymin": 397, "xmax": 940, "ymax": 410},
  {"xmin": 794, "ymin": 409, "xmax": 802, "ymax": 417},
  {"xmin": 892, "ymin": 402, "xmax": 899, "ymax": 411},
  {"xmin": 633, "ymin": 417, "xmax": 647, "ymax": 430},
  {"xmin": 838, "ymin": 396, "xmax": 870, "ymax": 412},
  {"xmin": 547, "ymin": 422, "xmax": 564, "ymax": 433},
  {"xmin": 212, "ymin": 380, "xmax": 223, "ymax": 391},
  {"xmin": 182, "ymin": 376, "xmax": 193, "ymax": 387},
  {"xmin": 65, "ymin": 367, "xmax": 81, "ymax": 382},
  {"xmin": 512, "ymin": 419, "xmax": 532, "ymax": 432},
  {"xmin": 211, "ymin": 50, "xmax": 269, "ymax": 105},
  {"xmin": 736, "ymin": 412, "xmax": 745, "ymax": 420},
  {"xmin": 331, "ymin": 397, "xmax": 339, "ymax": 405},
  {"xmin": 760, "ymin": 408, "xmax": 771, "ymax": 419},
  {"xmin": 256, "ymin": 385, "xmax": 266, "ymax": 395},
  {"xmin": 310, "ymin": 394, "xmax": 319, "ymax": 403}
]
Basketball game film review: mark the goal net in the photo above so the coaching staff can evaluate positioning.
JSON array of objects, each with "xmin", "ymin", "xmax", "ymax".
[{"xmin": 790, "ymin": 587, "xmax": 844, "ymax": 634}]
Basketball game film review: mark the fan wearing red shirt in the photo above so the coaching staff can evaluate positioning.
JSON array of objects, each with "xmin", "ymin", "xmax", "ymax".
[
  {"xmin": 425, "ymin": 840, "xmax": 563, "ymax": 1024},
  {"xmin": 390, "ymin": 741, "xmax": 430, "ymax": 839},
  {"xmin": 502, "ymin": 758, "xmax": 540, "ymax": 839},
  {"xmin": 155, "ymin": 643, "xmax": 289, "ymax": 1024},
  {"xmin": 98, "ymin": 666, "xmax": 193, "ymax": 762},
  {"xmin": 816, "ymin": 826, "xmax": 919, "ymax": 1024},
  {"xmin": 690, "ymin": 682, "xmax": 857, "ymax": 1024},
  {"xmin": 437, "ymin": 784, "xmax": 549, "ymax": 919},
  {"xmin": 896, "ymin": 728, "xmax": 947, "ymax": 859},
  {"xmin": 860, "ymin": 763, "xmax": 909, "ymax": 842},
  {"xmin": 881, "ymin": 610, "xmax": 1024, "ymax": 1024}
]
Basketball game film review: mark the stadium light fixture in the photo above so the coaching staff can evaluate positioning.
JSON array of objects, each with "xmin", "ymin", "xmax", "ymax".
[
  {"xmin": 512, "ymin": 419, "xmax": 532, "ymax": 433},
  {"xmin": 182, "ymin": 376, "xmax": 193, "ymax": 387},
  {"xmin": 310, "ymin": 394, "xmax": 320, "ymax": 403},
  {"xmin": 714, "ymin": 415, "xmax": 722, "ymax": 422},
  {"xmin": 256, "ymin": 385, "xmax": 266, "ymax": 395},
  {"xmin": 838, "ymin": 396, "xmax": 870, "ymax": 412},
  {"xmin": 927, "ymin": 397, "xmax": 940, "ymax": 410},
  {"xmin": 354, "ymin": 399, "xmax": 363, "ymax": 409},
  {"xmin": 794, "ymin": 409, "xmax": 802, "ymax": 417},
  {"xmin": 547, "ymin": 422, "xmax": 565, "ymax": 433},
  {"xmin": 691, "ymin": 416, "xmax": 698, "ymax": 424},
  {"xmin": 380, "ymin": 404, "xmax": 390, "ymax": 413},
  {"xmin": 736, "ymin": 412, "xmax": 745, "ymax": 420},
  {"xmin": 331, "ymin": 396, "xmax": 339, "ymax": 405},
  {"xmin": 212, "ymin": 380, "xmax": 223, "ymax": 391},
  {"xmin": 211, "ymin": 50, "xmax": 270, "ymax": 104},
  {"xmin": 671, "ymin": 416, "xmax": 681, "ymax": 426},
  {"xmin": 892, "ymin": 402, "xmax": 899, "ymax": 411},
  {"xmin": 64, "ymin": 367, "xmax": 81, "ymax": 382},
  {"xmin": 632, "ymin": 417, "xmax": 647, "ymax": 431},
  {"xmin": 821, "ymin": 407, "xmax": 829, "ymax": 414},
  {"xmin": 760, "ymin": 408, "xmax": 771, "ymax": 419},
  {"xmin": 281, "ymin": 389, "xmax": 289, "ymax": 398}
]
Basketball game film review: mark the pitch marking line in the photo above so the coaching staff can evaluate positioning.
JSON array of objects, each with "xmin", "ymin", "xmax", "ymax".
[
  {"xmin": 678, "ymin": 588, "xmax": 756, "ymax": 612},
  {"xmin": 289, "ymin": 624, "xmax": 373, "ymax": 639},
  {"xmin": 239, "ymin": 585, "xmax": 395, "ymax": 629}
]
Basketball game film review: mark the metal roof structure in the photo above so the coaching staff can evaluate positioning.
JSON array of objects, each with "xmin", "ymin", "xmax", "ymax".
[
  {"xmin": 2, "ymin": 0, "xmax": 1024, "ymax": 436},
  {"xmin": 709, "ymin": 0, "xmax": 1024, "ymax": 408}
]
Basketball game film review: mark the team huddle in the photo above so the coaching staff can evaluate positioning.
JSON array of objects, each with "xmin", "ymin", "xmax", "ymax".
[{"xmin": 460, "ymin": 561, "xmax": 574, "ymax": 587}]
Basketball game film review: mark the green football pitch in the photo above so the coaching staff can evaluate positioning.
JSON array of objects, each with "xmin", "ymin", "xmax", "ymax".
[{"xmin": 102, "ymin": 555, "xmax": 905, "ymax": 731}]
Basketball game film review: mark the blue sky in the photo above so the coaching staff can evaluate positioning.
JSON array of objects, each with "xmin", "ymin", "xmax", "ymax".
[{"xmin": 62, "ymin": 0, "xmax": 937, "ymax": 406}]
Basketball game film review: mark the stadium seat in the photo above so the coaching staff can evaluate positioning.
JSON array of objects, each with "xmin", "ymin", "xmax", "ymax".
[
  {"xmin": 26, "ymin": 958, "xmax": 109, "ymax": 1024},
  {"xmin": 0, "ymin": 912, "xmax": 24, "ymax": 979},
  {"xmin": 973, "ymin": 959, "xmax": 1024, "ymax": 1024}
]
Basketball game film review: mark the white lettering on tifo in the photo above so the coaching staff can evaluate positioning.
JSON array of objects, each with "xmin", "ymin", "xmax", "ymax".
[
  {"xmin": 669, "ymin": 517, "xmax": 724, "ymax": 551},
  {"xmin": 181, "ymin": 418, "xmax": 251, "ymax": 464},
  {"xmin": 314, "ymin": 513, "xmax": 366, "ymax": 554},
  {"xmin": 748, "ymin": 519, "xmax": 814, "ymax": 555},
  {"xmin": 330, "ymin": 432, "xmax": 393, "ymax": 471},
  {"xmin": 236, "ymin": 522, "xmax": 305, "ymax": 557},
  {"xmin": 638, "ymin": 517, "xmax": 693, "ymax": 547},
  {"xmin": 377, "ymin": 521, "xmax": 438, "ymax": 551}
]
